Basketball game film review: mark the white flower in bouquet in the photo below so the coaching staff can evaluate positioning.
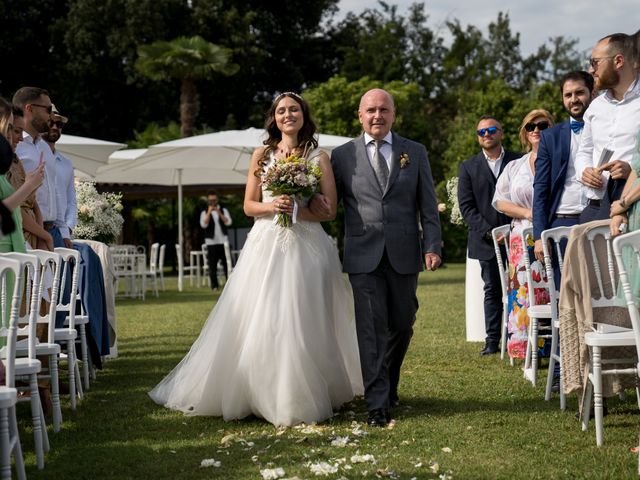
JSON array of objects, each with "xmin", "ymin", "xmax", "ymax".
[
  {"xmin": 445, "ymin": 176, "xmax": 465, "ymax": 226},
  {"xmin": 74, "ymin": 181, "xmax": 124, "ymax": 244}
]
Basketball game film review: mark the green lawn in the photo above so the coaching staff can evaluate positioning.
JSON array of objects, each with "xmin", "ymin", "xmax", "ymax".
[{"xmin": 16, "ymin": 264, "xmax": 640, "ymax": 479}]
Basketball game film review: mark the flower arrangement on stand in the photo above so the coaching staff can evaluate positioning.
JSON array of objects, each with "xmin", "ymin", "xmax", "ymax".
[
  {"xmin": 74, "ymin": 181, "xmax": 124, "ymax": 244},
  {"xmin": 261, "ymin": 149, "xmax": 323, "ymax": 227},
  {"xmin": 445, "ymin": 176, "xmax": 465, "ymax": 226}
]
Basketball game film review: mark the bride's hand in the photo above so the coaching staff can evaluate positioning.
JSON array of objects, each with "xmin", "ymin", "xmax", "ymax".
[{"xmin": 273, "ymin": 195, "xmax": 293, "ymax": 214}]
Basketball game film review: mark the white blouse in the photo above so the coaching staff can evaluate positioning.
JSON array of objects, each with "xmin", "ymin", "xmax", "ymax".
[{"xmin": 492, "ymin": 153, "xmax": 534, "ymax": 213}]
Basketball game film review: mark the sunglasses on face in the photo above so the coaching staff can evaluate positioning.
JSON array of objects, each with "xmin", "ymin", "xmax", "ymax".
[
  {"xmin": 30, "ymin": 103, "xmax": 53, "ymax": 114},
  {"xmin": 476, "ymin": 126, "xmax": 500, "ymax": 137},
  {"xmin": 49, "ymin": 120, "xmax": 65, "ymax": 129},
  {"xmin": 524, "ymin": 121, "xmax": 549, "ymax": 132}
]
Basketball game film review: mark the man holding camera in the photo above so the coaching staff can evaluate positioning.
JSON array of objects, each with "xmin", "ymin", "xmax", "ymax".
[{"xmin": 200, "ymin": 190, "xmax": 232, "ymax": 291}]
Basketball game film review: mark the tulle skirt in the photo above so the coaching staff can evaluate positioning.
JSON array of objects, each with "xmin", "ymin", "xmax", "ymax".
[{"xmin": 149, "ymin": 217, "xmax": 363, "ymax": 426}]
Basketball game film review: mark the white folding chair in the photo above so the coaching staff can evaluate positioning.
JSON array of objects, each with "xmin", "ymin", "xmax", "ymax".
[
  {"xmin": 520, "ymin": 227, "xmax": 553, "ymax": 385},
  {"xmin": 175, "ymin": 244, "xmax": 197, "ymax": 286},
  {"xmin": 3, "ymin": 252, "xmax": 49, "ymax": 469},
  {"xmin": 158, "ymin": 244, "xmax": 166, "ymax": 291},
  {"xmin": 53, "ymin": 248, "xmax": 83, "ymax": 411},
  {"xmin": 540, "ymin": 226, "xmax": 572, "ymax": 410},
  {"xmin": 15, "ymin": 249, "xmax": 64, "ymax": 432},
  {"xmin": 0, "ymin": 256, "xmax": 26, "ymax": 480},
  {"xmin": 491, "ymin": 225, "xmax": 511, "ymax": 363},
  {"xmin": 141, "ymin": 242, "xmax": 159, "ymax": 298},
  {"xmin": 582, "ymin": 226, "xmax": 638, "ymax": 446},
  {"xmin": 201, "ymin": 244, "xmax": 210, "ymax": 287}
]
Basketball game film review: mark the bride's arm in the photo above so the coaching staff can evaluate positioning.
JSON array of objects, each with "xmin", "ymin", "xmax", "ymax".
[
  {"xmin": 243, "ymin": 147, "xmax": 287, "ymax": 218},
  {"xmin": 296, "ymin": 152, "xmax": 337, "ymax": 222}
]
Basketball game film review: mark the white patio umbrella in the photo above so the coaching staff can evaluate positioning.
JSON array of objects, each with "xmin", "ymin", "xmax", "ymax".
[
  {"xmin": 94, "ymin": 128, "xmax": 351, "ymax": 291},
  {"xmin": 57, "ymin": 133, "xmax": 125, "ymax": 177}
]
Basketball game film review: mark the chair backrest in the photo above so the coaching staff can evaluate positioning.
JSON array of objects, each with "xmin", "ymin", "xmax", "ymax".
[
  {"xmin": 175, "ymin": 244, "xmax": 183, "ymax": 268},
  {"xmin": 149, "ymin": 242, "xmax": 160, "ymax": 272},
  {"xmin": 585, "ymin": 225, "xmax": 618, "ymax": 308},
  {"xmin": 521, "ymin": 226, "xmax": 550, "ymax": 307},
  {"xmin": 224, "ymin": 240, "xmax": 233, "ymax": 274},
  {"xmin": 491, "ymin": 224, "xmax": 511, "ymax": 298},
  {"xmin": 158, "ymin": 244, "xmax": 166, "ymax": 270},
  {"xmin": 612, "ymin": 230, "xmax": 640, "ymax": 362},
  {"xmin": 54, "ymin": 248, "xmax": 81, "ymax": 330},
  {"xmin": 0, "ymin": 255, "xmax": 24, "ymax": 388},
  {"xmin": 540, "ymin": 226, "xmax": 573, "ymax": 319},
  {"xmin": 30, "ymin": 249, "xmax": 63, "ymax": 344},
  {"xmin": 4, "ymin": 252, "xmax": 41, "ymax": 359}
]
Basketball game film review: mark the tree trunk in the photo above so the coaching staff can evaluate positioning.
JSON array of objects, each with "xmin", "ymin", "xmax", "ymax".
[{"xmin": 180, "ymin": 76, "xmax": 198, "ymax": 138}]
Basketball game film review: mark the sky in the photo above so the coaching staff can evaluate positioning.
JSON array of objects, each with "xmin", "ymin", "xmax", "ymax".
[{"xmin": 337, "ymin": 1, "xmax": 638, "ymax": 57}]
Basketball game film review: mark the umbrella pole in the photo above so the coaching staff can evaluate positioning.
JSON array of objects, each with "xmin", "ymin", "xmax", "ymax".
[{"xmin": 178, "ymin": 169, "xmax": 184, "ymax": 292}]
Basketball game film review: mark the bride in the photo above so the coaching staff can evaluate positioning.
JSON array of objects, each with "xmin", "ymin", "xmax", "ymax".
[{"xmin": 149, "ymin": 92, "xmax": 363, "ymax": 426}]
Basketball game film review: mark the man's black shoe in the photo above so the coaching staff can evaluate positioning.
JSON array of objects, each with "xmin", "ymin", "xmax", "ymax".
[
  {"xmin": 480, "ymin": 343, "xmax": 499, "ymax": 356},
  {"xmin": 367, "ymin": 408, "xmax": 389, "ymax": 427}
]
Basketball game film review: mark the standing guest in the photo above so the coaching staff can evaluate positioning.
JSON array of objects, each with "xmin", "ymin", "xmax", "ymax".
[
  {"xmin": 42, "ymin": 105, "xmax": 76, "ymax": 249},
  {"xmin": 12, "ymin": 87, "xmax": 60, "ymax": 245},
  {"xmin": 576, "ymin": 33, "xmax": 640, "ymax": 223},
  {"xmin": 200, "ymin": 190, "xmax": 232, "ymax": 291},
  {"xmin": 493, "ymin": 109, "xmax": 554, "ymax": 359},
  {"xmin": 6, "ymin": 106, "xmax": 53, "ymax": 251},
  {"xmin": 533, "ymin": 71, "xmax": 595, "ymax": 263},
  {"xmin": 458, "ymin": 116, "xmax": 520, "ymax": 356},
  {"xmin": 317, "ymin": 88, "xmax": 442, "ymax": 426}
]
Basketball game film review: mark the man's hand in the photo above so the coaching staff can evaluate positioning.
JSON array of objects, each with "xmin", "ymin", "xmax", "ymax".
[
  {"xmin": 601, "ymin": 160, "xmax": 631, "ymax": 180},
  {"xmin": 63, "ymin": 238, "xmax": 73, "ymax": 249},
  {"xmin": 581, "ymin": 167, "xmax": 604, "ymax": 189},
  {"xmin": 424, "ymin": 253, "xmax": 441, "ymax": 271},
  {"xmin": 534, "ymin": 239, "xmax": 545, "ymax": 263},
  {"xmin": 309, "ymin": 194, "xmax": 332, "ymax": 219}
]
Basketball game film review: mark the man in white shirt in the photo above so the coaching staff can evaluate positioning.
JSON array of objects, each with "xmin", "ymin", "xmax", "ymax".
[
  {"xmin": 200, "ymin": 190, "xmax": 232, "ymax": 291},
  {"xmin": 575, "ymin": 33, "xmax": 640, "ymax": 222},
  {"xmin": 12, "ymin": 86, "xmax": 61, "ymax": 243},
  {"xmin": 42, "ymin": 105, "xmax": 77, "ymax": 248}
]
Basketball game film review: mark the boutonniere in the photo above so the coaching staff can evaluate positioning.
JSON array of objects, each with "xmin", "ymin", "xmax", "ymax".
[{"xmin": 399, "ymin": 152, "xmax": 410, "ymax": 169}]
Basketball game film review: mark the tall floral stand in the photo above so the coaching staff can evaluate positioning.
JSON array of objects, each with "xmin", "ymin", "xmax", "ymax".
[{"xmin": 465, "ymin": 253, "xmax": 486, "ymax": 342}]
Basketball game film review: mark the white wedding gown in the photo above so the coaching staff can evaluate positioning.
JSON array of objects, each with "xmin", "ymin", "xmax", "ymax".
[{"xmin": 149, "ymin": 160, "xmax": 363, "ymax": 426}]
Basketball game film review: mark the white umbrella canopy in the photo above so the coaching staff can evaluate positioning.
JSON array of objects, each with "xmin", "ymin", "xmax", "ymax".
[
  {"xmin": 94, "ymin": 128, "xmax": 352, "ymax": 291},
  {"xmin": 57, "ymin": 133, "xmax": 125, "ymax": 177}
]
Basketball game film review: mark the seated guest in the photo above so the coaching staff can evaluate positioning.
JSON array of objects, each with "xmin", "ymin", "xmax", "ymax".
[{"xmin": 492, "ymin": 109, "xmax": 554, "ymax": 359}]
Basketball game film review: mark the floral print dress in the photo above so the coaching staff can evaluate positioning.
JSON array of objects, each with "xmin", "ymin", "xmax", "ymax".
[{"xmin": 492, "ymin": 153, "xmax": 550, "ymax": 359}]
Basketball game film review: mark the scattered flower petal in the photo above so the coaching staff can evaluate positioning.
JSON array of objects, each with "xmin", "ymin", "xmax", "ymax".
[
  {"xmin": 308, "ymin": 461, "xmax": 339, "ymax": 476},
  {"xmin": 331, "ymin": 436, "xmax": 350, "ymax": 447},
  {"xmin": 351, "ymin": 453, "xmax": 376, "ymax": 464},
  {"xmin": 260, "ymin": 467, "xmax": 286, "ymax": 479},
  {"xmin": 442, "ymin": 447, "xmax": 452, "ymax": 453},
  {"xmin": 414, "ymin": 462, "xmax": 422, "ymax": 468},
  {"xmin": 429, "ymin": 461, "xmax": 439, "ymax": 473},
  {"xmin": 200, "ymin": 458, "xmax": 221, "ymax": 468}
]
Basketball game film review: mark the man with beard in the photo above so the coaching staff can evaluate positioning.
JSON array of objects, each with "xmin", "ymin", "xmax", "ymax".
[
  {"xmin": 43, "ymin": 105, "xmax": 76, "ymax": 248},
  {"xmin": 12, "ymin": 87, "xmax": 60, "ymax": 241},
  {"xmin": 575, "ymin": 33, "xmax": 640, "ymax": 222},
  {"xmin": 458, "ymin": 116, "xmax": 520, "ymax": 356},
  {"xmin": 533, "ymin": 71, "xmax": 595, "ymax": 261}
]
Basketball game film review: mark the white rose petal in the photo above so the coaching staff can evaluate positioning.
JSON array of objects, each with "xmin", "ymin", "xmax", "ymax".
[
  {"xmin": 330, "ymin": 436, "xmax": 350, "ymax": 447},
  {"xmin": 442, "ymin": 447, "xmax": 452, "ymax": 453},
  {"xmin": 308, "ymin": 461, "xmax": 339, "ymax": 476},
  {"xmin": 200, "ymin": 458, "xmax": 221, "ymax": 468},
  {"xmin": 260, "ymin": 467, "xmax": 286, "ymax": 479},
  {"xmin": 350, "ymin": 453, "xmax": 376, "ymax": 464}
]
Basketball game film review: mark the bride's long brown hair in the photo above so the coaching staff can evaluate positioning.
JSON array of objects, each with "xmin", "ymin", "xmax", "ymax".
[{"xmin": 256, "ymin": 92, "xmax": 319, "ymax": 177}]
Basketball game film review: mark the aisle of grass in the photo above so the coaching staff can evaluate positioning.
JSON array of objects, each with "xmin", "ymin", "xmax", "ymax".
[{"xmin": 17, "ymin": 264, "xmax": 640, "ymax": 479}]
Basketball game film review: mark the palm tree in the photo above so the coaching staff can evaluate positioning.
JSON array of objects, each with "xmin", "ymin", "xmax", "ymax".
[{"xmin": 135, "ymin": 36, "xmax": 239, "ymax": 138}]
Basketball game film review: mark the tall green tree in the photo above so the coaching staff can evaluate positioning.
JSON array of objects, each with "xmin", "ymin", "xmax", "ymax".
[{"xmin": 135, "ymin": 36, "xmax": 239, "ymax": 138}]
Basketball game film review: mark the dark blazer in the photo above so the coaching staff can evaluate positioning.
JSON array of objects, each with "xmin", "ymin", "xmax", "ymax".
[
  {"xmin": 532, "ymin": 120, "xmax": 571, "ymax": 239},
  {"xmin": 458, "ymin": 150, "xmax": 519, "ymax": 260},
  {"xmin": 332, "ymin": 132, "xmax": 442, "ymax": 275}
]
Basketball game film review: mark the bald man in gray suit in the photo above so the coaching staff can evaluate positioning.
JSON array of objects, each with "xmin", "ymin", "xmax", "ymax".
[{"xmin": 315, "ymin": 89, "xmax": 442, "ymax": 427}]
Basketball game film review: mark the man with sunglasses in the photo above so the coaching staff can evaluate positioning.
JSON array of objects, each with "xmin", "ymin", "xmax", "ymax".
[
  {"xmin": 458, "ymin": 116, "xmax": 521, "ymax": 356},
  {"xmin": 533, "ymin": 71, "xmax": 595, "ymax": 262},
  {"xmin": 42, "ymin": 105, "xmax": 77, "ymax": 249},
  {"xmin": 575, "ymin": 33, "xmax": 640, "ymax": 222},
  {"xmin": 12, "ymin": 86, "xmax": 59, "ymax": 240}
]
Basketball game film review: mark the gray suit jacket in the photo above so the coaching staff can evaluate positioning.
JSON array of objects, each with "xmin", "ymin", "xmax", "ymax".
[{"xmin": 332, "ymin": 132, "xmax": 442, "ymax": 275}]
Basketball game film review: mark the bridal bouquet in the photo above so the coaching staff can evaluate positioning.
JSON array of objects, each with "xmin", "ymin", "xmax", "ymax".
[
  {"xmin": 261, "ymin": 151, "xmax": 322, "ymax": 227},
  {"xmin": 74, "ymin": 180, "xmax": 124, "ymax": 244}
]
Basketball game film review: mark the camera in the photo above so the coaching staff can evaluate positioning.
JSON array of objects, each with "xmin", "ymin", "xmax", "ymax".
[{"xmin": 208, "ymin": 199, "xmax": 218, "ymax": 206}]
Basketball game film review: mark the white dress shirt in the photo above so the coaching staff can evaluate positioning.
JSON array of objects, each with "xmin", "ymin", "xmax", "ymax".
[
  {"xmin": 575, "ymin": 75, "xmax": 640, "ymax": 200},
  {"xmin": 16, "ymin": 132, "xmax": 58, "ymax": 221},
  {"xmin": 364, "ymin": 131, "xmax": 393, "ymax": 171},
  {"xmin": 200, "ymin": 208, "xmax": 232, "ymax": 245},
  {"xmin": 52, "ymin": 150, "xmax": 77, "ymax": 239},
  {"xmin": 556, "ymin": 119, "xmax": 587, "ymax": 214},
  {"xmin": 482, "ymin": 146, "xmax": 504, "ymax": 178}
]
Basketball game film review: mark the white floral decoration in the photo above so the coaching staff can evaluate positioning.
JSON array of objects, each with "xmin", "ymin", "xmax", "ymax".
[
  {"xmin": 74, "ymin": 181, "xmax": 124, "ymax": 244},
  {"xmin": 445, "ymin": 176, "xmax": 465, "ymax": 226}
]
